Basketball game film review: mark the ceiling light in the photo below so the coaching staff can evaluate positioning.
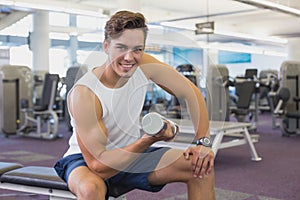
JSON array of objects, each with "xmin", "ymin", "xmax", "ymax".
[
  {"xmin": 214, "ymin": 30, "xmax": 288, "ymax": 44},
  {"xmin": 3, "ymin": 0, "xmax": 106, "ymax": 17},
  {"xmin": 234, "ymin": 0, "xmax": 300, "ymax": 17},
  {"xmin": 195, "ymin": 21, "xmax": 214, "ymax": 34},
  {"xmin": 160, "ymin": 21, "xmax": 287, "ymax": 45},
  {"xmin": 0, "ymin": 0, "xmax": 14, "ymax": 6}
]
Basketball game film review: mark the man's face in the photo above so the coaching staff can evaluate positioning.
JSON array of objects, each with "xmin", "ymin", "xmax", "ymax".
[{"xmin": 104, "ymin": 29, "xmax": 145, "ymax": 78}]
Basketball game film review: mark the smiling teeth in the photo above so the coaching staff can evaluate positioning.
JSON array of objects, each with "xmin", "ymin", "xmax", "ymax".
[{"xmin": 122, "ymin": 64, "xmax": 133, "ymax": 68}]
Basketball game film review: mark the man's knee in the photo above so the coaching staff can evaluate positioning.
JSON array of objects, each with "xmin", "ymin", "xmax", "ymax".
[
  {"xmin": 181, "ymin": 155, "xmax": 215, "ymax": 182},
  {"xmin": 68, "ymin": 167, "xmax": 107, "ymax": 199},
  {"xmin": 76, "ymin": 180, "xmax": 107, "ymax": 199}
]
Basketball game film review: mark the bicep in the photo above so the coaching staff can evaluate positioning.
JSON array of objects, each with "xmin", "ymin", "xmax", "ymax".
[{"xmin": 68, "ymin": 86, "xmax": 107, "ymax": 160}]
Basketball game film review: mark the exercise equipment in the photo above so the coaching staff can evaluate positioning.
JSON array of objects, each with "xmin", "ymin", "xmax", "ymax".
[
  {"xmin": 167, "ymin": 64, "xmax": 199, "ymax": 119},
  {"xmin": 279, "ymin": 60, "xmax": 300, "ymax": 136},
  {"xmin": 281, "ymin": 96, "xmax": 300, "ymax": 136},
  {"xmin": 258, "ymin": 69, "xmax": 279, "ymax": 112},
  {"xmin": 270, "ymin": 86, "xmax": 300, "ymax": 136},
  {"xmin": 0, "ymin": 75, "xmax": 20, "ymax": 134},
  {"xmin": 153, "ymin": 119, "xmax": 261, "ymax": 161},
  {"xmin": 280, "ymin": 61, "xmax": 300, "ymax": 108},
  {"xmin": 231, "ymin": 79, "xmax": 256, "ymax": 122},
  {"xmin": 206, "ymin": 64, "xmax": 230, "ymax": 121},
  {"xmin": 176, "ymin": 64, "xmax": 199, "ymax": 86},
  {"xmin": 142, "ymin": 112, "xmax": 179, "ymax": 137},
  {"xmin": 269, "ymin": 87, "xmax": 290, "ymax": 129},
  {"xmin": 0, "ymin": 161, "xmax": 125, "ymax": 200},
  {"xmin": 17, "ymin": 73, "xmax": 60, "ymax": 140},
  {"xmin": 244, "ymin": 68, "xmax": 258, "ymax": 79},
  {"xmin": 0, "ymin": 162, "xmax": 75, "ymax": 200},
  {"xmin": 228, "ymin": 69, "xmax": 259, "ymax": 130},
  {"xmin": 0, "ymin": 65, "xmax": 33, "ymax": 136}
]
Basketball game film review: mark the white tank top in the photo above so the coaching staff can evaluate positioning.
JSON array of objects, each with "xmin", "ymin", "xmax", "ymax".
[{"xmin": 64, "ymin": 67, "xmax": 149, "ymax": 157}]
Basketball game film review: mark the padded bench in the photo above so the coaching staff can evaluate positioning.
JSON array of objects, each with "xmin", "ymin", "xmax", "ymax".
[
  {"xmin": 0, "ymin": 162, "xmax": 23, "ymax": 175},
  {"xmin": 0, "ymin": 163, "xmax": 76, "ymax": 200},
  {"xmin": 0, "ymin": 162, "xmax": 126, "ymax": 200}
]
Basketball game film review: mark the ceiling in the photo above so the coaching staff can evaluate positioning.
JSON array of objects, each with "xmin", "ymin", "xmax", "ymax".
[{"xmin": 1, "ymin": 0, "xmax": 300, "ymax": 52}]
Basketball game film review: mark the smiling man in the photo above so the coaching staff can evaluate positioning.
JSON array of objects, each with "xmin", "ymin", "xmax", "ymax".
[{"xmin": 54, "ymin": 10, "xmax": 215, "ymax": 200}]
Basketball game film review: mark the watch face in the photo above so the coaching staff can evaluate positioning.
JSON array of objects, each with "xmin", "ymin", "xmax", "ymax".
[
  {"xmin": 203, "ymin": 137, "xmax": 211, "ymax": 145},
  {"xmin": 197, "ymin": 137, "xmax": 211, "ymax": 147}
]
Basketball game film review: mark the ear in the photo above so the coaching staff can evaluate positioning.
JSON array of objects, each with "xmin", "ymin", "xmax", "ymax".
[{"xmin": 103, "ymin": 40, "xmax": 109, "ymax": 54}]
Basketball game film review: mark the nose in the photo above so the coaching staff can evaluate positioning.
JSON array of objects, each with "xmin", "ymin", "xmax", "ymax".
[{"xmin": 124, "ymin": 50, "xmax": 134, "ymax": 61}]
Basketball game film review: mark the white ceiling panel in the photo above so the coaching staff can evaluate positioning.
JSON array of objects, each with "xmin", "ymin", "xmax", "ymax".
[{"xmin": 0, "ymin": 0, "xmax": 300, "ymax": 50}]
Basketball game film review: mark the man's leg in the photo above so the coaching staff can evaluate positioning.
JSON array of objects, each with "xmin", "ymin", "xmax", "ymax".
[
  {"xmin": 68, "ymin": 166, "xmax": 107, "ymax": 200},
  {"xmin": 148, "ymin": 149, "xmax": 215, "ymax": 200}
]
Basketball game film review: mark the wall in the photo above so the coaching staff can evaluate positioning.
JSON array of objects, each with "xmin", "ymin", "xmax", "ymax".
[{"xmin": 225, "ymin": 54, "xmax": 286, "ymax": 78}]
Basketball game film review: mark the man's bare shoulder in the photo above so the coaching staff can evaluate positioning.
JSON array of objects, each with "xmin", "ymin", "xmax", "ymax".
[
  {"xmin": 68, "ymin": 85, "xmax": 97, "ymax": 104},
  {"xmin": 68, "ymin": 84, "xmax": 103, "ymax": 119}
]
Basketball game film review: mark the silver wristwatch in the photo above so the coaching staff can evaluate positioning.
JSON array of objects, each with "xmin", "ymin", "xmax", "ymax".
[{"xmin": 196, "ymin": 137, "xmax": 212, "ymax": 147}]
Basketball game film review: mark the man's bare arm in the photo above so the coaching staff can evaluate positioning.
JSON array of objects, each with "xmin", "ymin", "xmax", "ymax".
[
  {"xmin": 68, "ymin": 85, "xmax": 166, "ymax": 179},
  {"xmin": 140, "ymin": 53, "xmax": 209, "ymax": 139}
]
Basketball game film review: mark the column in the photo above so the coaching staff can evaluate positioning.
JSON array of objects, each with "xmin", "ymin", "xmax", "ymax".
[
  {"xmin": 287, "ymin": 37, "xmax": 300, "ymax": 61},
  {"xmin": 69, "ymin": 14, "xmax": 78, "ymax": 67},
  {"xmin": 30, "ymin": 11, "xmax": 50, "ymax": 77},
  {"xmin": 30, "ymin": 11, "xmax": 50, "ymax": 100}
]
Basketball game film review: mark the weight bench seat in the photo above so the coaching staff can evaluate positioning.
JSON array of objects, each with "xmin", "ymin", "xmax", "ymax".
[
  {"xmin": 0, "ymin": 163, "xmax": 76, "ymax": 200},
  {"xmin": 286, "ymin": 111, "xmax": 300, "ymax": 119},
  {"xmin": 0, "ymin": 166, "xmax": 69, "ymax": 190},
  {"xmin": 0, "ymin": 162, "xmax": 23, "ymax": 176},
  {"xmin": 0, "ymin": 163, "xmax": 126, "ymax": 200}
]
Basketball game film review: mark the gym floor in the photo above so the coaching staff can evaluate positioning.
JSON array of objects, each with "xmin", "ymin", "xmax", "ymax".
[{"xmin": 0, "ymin": 112, "xmax": 300, "ymax": 200}]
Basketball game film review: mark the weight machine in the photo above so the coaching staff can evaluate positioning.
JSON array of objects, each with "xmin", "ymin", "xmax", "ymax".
[
  {"xmin": 229, "ymin": 69, "xmax": 259, "ymax": 130},
  {"xmin": 279, "ymin": 61, "xmax": 300, "ymax": 136},
  {"xmin": 17, "ymin": 73, "xmax": 61, "ymax": 140}
]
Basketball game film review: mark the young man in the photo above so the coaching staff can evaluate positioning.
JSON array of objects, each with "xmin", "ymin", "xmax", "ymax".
[{"xmin": 55, "ymin": 10, "xmax": 215, "ymax": 200}]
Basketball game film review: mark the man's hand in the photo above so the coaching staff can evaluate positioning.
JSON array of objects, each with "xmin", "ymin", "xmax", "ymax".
[
  {"xmin": 183, "ymin": 145, "xmax": 214, "ymax": 178},
  {"xmin": 152, "ymin": 121, "xmax": 176, "ymax": 142}
]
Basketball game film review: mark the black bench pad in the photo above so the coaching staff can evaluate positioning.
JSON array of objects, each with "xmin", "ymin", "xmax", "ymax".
[
  {"xmin": 0, "ymin": 162, "xmax": 23, "ymax": 175},
  {"xmin": 0, "ymin": 166, "xmax": 69, "ymax": 191},
  {"xmin": 286, "ymin": 111, "xmax": 300, "ymax": 119}
]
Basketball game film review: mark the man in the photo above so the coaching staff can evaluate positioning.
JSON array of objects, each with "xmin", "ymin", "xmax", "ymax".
[{"xmin": 55, "ymin": 10, "xmax": 215, "ymax": 200}]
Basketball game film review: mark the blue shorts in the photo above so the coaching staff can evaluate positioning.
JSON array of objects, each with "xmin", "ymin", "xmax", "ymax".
[{"xmin": 54, "ymin": 147, "xmax": 170, "ymax": 199}]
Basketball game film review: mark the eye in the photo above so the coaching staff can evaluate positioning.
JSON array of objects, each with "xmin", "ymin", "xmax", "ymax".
[
  {"xmin": 117, "ymin": 46, "xmax": 126, "ymax": 50},
  {"xmin": 115, "ymin": 44, "xmax": 128, "ymax": 51},
  {"xmin": 133, "ymin": 47, "xmax": 144, "ymax": 53}
]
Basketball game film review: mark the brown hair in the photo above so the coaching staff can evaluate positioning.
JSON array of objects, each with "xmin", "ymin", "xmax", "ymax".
[{"xmin": 104, "ymin": 10, "xmax": 148, "ymax": 41}]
